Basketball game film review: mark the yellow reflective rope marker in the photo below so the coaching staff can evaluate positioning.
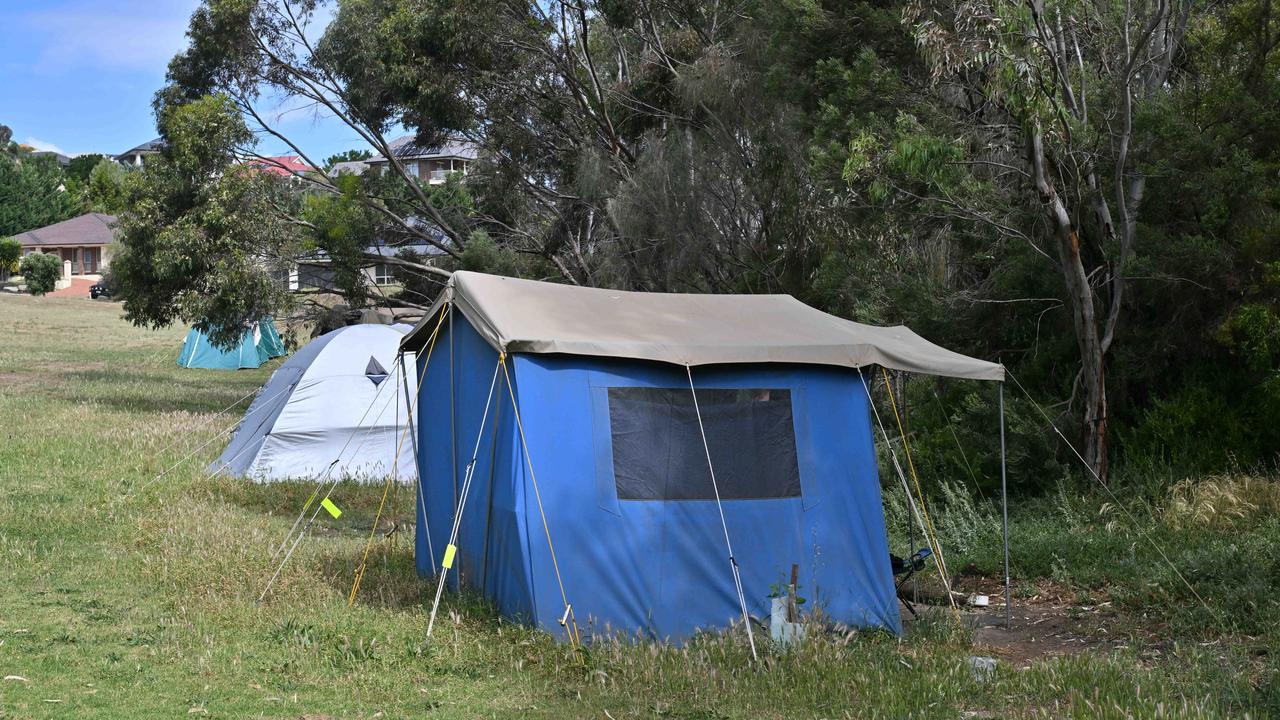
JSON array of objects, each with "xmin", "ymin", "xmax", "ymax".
[
  {"xmin": 441, "ymin": 544, "xmax": 457, "ymax": 569},
  {"xmin": 321, "ymin": 498, "xmax": 342, "ymax": 519}
]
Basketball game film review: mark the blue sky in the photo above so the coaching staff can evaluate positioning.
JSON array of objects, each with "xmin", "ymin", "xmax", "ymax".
[{"xmin": 0, "ymin": 0, "xmax": 369, "ymax": 160}]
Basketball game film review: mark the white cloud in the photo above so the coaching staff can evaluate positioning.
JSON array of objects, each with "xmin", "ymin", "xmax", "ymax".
[
  {"xmin": 24, "ymin": 137, "xmax": 70, "ymax": 155},
  {"xmin": 22, "ymin": 3, "xmax": 196, "ymax": 74}
]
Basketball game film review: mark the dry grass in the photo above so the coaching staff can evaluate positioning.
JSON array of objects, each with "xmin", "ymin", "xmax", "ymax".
[{"xmin": 1164, "ymin": 474, "xmax": 1280, "ymax": 530}]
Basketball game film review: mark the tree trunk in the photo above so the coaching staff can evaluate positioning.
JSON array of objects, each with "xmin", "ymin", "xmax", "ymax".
[{"xmin": 1027, "ymin": 128, "xmax": 1109, "ymax": 481}]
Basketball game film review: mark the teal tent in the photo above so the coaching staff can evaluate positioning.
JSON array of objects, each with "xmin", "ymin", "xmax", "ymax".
[{"xmin": 177, "ymin": 318, "xmax": 286, "ymax": 370}]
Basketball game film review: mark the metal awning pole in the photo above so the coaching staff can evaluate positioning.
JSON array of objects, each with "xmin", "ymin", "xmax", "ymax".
[{"xmin": 999, "ymin": 380, "xmax": 1011, "ymax": 629}]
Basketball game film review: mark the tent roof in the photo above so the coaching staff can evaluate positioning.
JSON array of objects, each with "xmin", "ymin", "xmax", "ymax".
[{"xmin": 401, "ymin": 272, "xmax": 1003, "ymax": 381}]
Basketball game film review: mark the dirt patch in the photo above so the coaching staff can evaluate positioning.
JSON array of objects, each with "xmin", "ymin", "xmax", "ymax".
[
  {"xmin": 968, "ymin": 602, "xmax": 1131, "ymax": 667},
  {"xmin": 905, "ymin": 578, "xmax": 1150, "ymax": 668},
  {"xmin": 1, "ymin": 362, "xmax": 107, "ymax": 390},
  {"xmin": 0, "ymin": 371, "xmax": 47, "ymax": 388}
]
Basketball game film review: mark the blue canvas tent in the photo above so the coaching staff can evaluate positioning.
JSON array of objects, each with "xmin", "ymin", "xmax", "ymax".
[
  {"xmin": 177, "ymin": 318, "xmax": 286, "ymax": 370},
  {"xmin": 401, "ymin": 272, "xmax": 1003, "ymax": 642}
]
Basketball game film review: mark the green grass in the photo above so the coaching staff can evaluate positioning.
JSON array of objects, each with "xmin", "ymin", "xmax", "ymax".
[{"xmin": 0, "ymin": 295, "xmax": 1275, "ymax": 718}]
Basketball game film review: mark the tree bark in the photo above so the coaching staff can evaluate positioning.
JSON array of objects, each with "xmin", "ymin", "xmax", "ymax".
[{"xmin": 1028, "ymin": 127, "xmax": 1109, "ymax": 481}]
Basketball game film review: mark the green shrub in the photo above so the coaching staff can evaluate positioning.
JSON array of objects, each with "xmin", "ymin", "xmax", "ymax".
[
  {"xmin": 913, "ymin": 469, "xmax": 1280, "ymax": 637},
  {"xmin": 19, "ymin": 251, "xmax": 62, "ymax": 295},
  {"xmin": 0, "ymin": 237, "xmax": 19, "ymax": 274},
  {"xmin": 1122, "ymin": 381, "xmax": 1280, "ymax": 471}
]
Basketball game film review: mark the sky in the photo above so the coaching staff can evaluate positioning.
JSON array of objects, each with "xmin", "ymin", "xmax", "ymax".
[{"xmin": 0, "ymin": 0, "xmax": 369, "ymax": 160}]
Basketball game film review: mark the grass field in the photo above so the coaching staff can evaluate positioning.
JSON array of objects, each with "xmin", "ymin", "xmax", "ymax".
[{"xmin": 0, "ymin": 295, "xmax": 1276, "ymax": 718}]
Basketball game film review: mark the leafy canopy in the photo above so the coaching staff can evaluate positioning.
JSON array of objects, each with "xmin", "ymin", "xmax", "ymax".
[
  {"xmin": 0, "ymin": 154, "xmax": 78, "ymax": 237},
  {"xmin": 112, "ymin": 94, "xmax": 302, "ymax": 348}
]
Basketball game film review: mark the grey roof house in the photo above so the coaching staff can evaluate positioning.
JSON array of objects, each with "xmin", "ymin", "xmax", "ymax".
[
  {"xmin": 366, "ymin": 136, "xmax": 478, "ymax": 184},
  {"xmin": 30, "ymin": 150, "xmax": 72, "ymax": 167},
  {"xmin": 13, "ymin": 213, "xmax": 117, "ymax": 276},
  {"xmin": 116, "ymin": 138, "xmax": 165, "ymax": 167},
  {"xmin": 286, "ymin": 222, "xmax": 449, "ymax": 292},
  {"xmin": 327, "ymin": 160, "xmax": 372, "ymax": 178}
]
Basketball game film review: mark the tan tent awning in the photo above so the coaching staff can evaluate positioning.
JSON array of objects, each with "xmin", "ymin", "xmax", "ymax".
[{"xmin": 402, "ymin": 271, "xmax": 1004, "ymax": 381}]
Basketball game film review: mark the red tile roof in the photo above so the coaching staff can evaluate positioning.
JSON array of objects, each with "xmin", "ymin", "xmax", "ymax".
[{"xmin": 246, "ymin": 155, "xmax": 315, "ymax": 178}]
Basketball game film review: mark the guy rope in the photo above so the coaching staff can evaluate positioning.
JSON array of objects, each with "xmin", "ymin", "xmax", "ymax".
[
  {"xmin": 257, "ymin": 361, "xmax": 405, "ymax": 601},
  {"xmin": 130, "ymin": 380, "xmax": 298, "ymax": 495},
  {"xmin": 1005, "ymin": 367, "xmax": 1218, "ymax": 621},
  {"xmin": 424, "ymin": 353, "xmax": 504, "ymax": 643},
  {"xmin": 348, "ymin": 308, "xmax": 447, "ymax": 605},
  {"xmin": 858, "ymin": 370, "xmax": 957, "ymax": 611},
  {"xmin": 685, "ymin": 365, "xmax": 760, "ymax": 664},
  {"xmin": 500, "ymin": 355, "xmax": 581, "ymax": 646},
  {"xmin": 879, "ymin": 367, "xmax": 955, "ymax": 589}
]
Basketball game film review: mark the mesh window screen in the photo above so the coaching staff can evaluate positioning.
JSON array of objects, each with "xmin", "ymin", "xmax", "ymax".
[{"xmin": 607, "ymin": 387, "xmax": 801, "ymax": 501}]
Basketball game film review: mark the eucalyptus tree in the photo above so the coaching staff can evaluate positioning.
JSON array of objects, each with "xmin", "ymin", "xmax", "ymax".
[
  {"xmin": 887, "ymin": 0, "xmax": 1194, "ymax": 480},
  {"xmin": 122, "ymin": 0, "xmax": 860, "ymax": 327},
  {"xmin": 111, "ymin": 94, "xmax": 308, "ymax": 348}
]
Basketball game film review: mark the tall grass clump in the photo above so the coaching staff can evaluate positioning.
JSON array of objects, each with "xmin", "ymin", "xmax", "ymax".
[{"xmin": 1163, "ymin": 473, "xmax": 1280, "ymax": 530}]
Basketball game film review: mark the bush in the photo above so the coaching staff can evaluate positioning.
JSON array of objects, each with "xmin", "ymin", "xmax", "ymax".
[
  {"xmin": 0, "ymin": 237, "xmax": 19, "ymax": 275},
  {"xmin": 19, "ymin": 252, "xmax": 62, "ymax": 295},
  {"xmin": 1122, "ymin": 381, "xmax": 1280, "ymax": 471}
]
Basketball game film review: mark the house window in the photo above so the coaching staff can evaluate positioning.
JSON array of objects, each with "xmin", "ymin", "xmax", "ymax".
[
  {"xmin": 83, "ymin": 248, "xmax": 97, "ymax": 274},
  {"xmin": 373, "ymin": 263, "xmax": 394, "ymax": 285},
  {"xmin": 298, "ymin": 263, "xmax": 337, "ymax": 291},
  {"xmin": 607, "ymin": 387, "xmax": 801, "ymax": 501},
  {"xmin": 425, "ymin": 159, "xmax": 445, "ymax": 183},
  {"xmin": 269, "ymin": 265, "xmax": 294, "ymax": 290}
]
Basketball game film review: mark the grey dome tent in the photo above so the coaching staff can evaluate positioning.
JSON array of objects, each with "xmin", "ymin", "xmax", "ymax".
[{"xmin": 210, "ymin": 324, "xmax": 417, "ymax": 483}]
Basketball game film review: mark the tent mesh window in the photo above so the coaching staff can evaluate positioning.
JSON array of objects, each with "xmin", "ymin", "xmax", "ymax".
[{"xmin": 607, "ymin": 387, "xmax": 801, "ymax": 501}]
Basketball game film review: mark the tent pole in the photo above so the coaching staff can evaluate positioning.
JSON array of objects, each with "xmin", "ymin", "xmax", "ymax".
[
  {"xmin": 449, "ymin": 304, "xmax": 458, "ymax": 520},
  {"xmin": 999, "ymin": 380, "xmax": 1011, "ymax": 629},
  {"xmin": 399, "ymin": 351, "xmax": 420, "ymax": 470},
  {"xmin": 426, "ymin": 355, "xmax": 504, "ymax": 644}
]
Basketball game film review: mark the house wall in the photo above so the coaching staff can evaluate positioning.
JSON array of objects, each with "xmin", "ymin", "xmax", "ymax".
[
  {"xmin": 371, "ymin": 157, "xmax": 471, "ymax": 184},
  {"xmin": 18, "ymin": 245, "xmax": 110, "ymax": 276}
]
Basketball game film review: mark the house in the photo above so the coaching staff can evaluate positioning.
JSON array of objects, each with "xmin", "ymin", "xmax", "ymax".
[
  {"xmin": 286, "ymin": 238, "xmax": 447, "ymax": 292},
  {"xmin": 327, "ymin": 160, "xmax": 371, "ymax": 178},
  {"xmin": 244, "ymin": 155, "xmax": 316, "ymax": 179},
  {"xmin": 30, "ymin": 150, "xmax": 72, "ymax": 167},
  {"xmin": 115, "ymin": 138, "xmax": 164, "ymax": 167},
  {"xmin": 12, "ymin": 213, "xmax": 116, "ymax": 276},
  {"xmin": 366, "ymin": 136, "xmax": 478, "ymax": 184}
]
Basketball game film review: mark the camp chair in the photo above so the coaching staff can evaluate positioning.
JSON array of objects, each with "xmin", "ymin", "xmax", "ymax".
[{"xmin": 890, "ymin": 547, "xmax": 933, "ymax": 618}]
